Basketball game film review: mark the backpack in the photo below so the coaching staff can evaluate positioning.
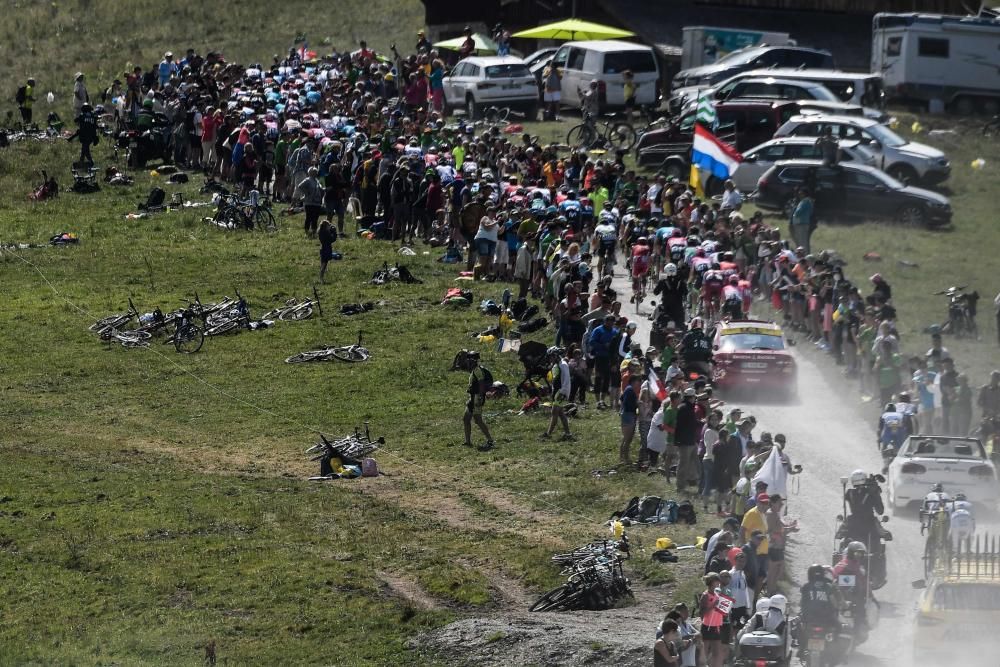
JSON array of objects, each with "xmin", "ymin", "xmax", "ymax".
[
  {"xmin": 361, "ymin": 457, "xmax": 379, "ymax": 477},
  {"xmin": 612, "ymin": 495, "xmax": 641, "ymax": 521},
  {"xmin": 637, "ymin": 495, "xmax": 664, "ymax": 522},
  {"xmin": 510, "ymin": 297, "xmax": 528, "ymax": 321},
  {"xmin": 478, "ymin": 366, "xmax": 495, "ymax": 395},
  {"xmin": 451, "ymin": 349, "xmax": 476, "ymax": 371},
  {"xmin": 676, "ymin": 499, "xmax": 697, "ymax": 525},
  {"xmin": 15, "ymin": 85, "xmax": 26, "ymax": 105},
  {"xmin": 143, "ymin": 187, "xmax": 165, "ymax": 209},
  {"xmin": 517, "ymin": 317, "xmax": 548, "ymax": 333}
]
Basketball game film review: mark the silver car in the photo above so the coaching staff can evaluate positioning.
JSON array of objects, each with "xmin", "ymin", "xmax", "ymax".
[{"xmin": 730, "ymin": 137, "xmax": 878, "ymax": 193}]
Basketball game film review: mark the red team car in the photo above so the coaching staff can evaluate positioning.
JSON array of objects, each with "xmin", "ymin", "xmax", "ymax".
[{"xmin": 711, "ymin": 320, "xmax": 797, "ymax": 398}]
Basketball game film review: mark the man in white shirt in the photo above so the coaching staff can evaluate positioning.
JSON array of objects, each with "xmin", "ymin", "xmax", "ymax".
[
  {"xmin": 721, "ymin": 179, "xmax": 742, "ymax": 211},
  {"xmin": 647, "ymin": 174, "xmax": 665, "ymax": 217}
]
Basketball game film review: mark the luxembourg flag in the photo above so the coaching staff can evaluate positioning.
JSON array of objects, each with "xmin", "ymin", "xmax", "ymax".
[
  {"xmin": 691, "ymin": 124, "xmax": 743, "ymax": 180},
  {"xmin": 647, "ymin": 366, "xmax": 667, "ymax": 402}
]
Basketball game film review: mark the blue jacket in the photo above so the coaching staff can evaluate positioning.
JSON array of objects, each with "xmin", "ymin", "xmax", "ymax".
[{"xmin": 589, "ymin": 324, "xmax": 618, "ymax": 358}]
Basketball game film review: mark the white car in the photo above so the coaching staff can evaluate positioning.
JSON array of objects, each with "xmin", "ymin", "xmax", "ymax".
[
  {"xmin": 774, "ymin": 114, "xmax": 950, "ymax": 185},
  {"xmin": 443, "ymin": 56, "xmax": 538, "ymax": 120},
  {"xmin": 886, "ymin": 435, "xmax": 999, "ymax": 510},
  {"xmin": 730, "ymin": 137, "xmax": 877, "ymax": 193}
]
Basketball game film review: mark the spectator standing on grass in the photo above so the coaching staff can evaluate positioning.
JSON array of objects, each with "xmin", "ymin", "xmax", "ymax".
[
  {"xmin": 294, "ymin": 167, "xmax": 325, "ymax": 238},
  {"xmin": 619, "ymin": 374, "xmax": 642, "ymax": 465},
  {"xmin": 462, "ymin": 353, "xmax": 495, "ymax": 451},
  {"xmin": 67, "ymin": 103, "xmax": 98, "ymax": 167},
  {"xmin": 674, "ymin": 387, "xmax": 701, "ymax": 493},
  {"xmin": 73, "ymin": 72, "xmax": 89, "ymax": 114},
  {"xmin": 318, "ymin": 219, "xmax": 337, "ymax": 283},
  {"xmin": 17, "ymin": 77, "xmax": 35, "ymax": 125},
  {"xmin": 789, "ymin": 188, "xmax": 814, "ymax": 254},
  {"xmin": 875, "ymin": 339, "xmax": 902, "ymax": 407}
]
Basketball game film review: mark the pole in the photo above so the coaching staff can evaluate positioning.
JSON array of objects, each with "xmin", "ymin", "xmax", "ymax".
[{"xmin": 571, "ymin": 0, "xmax": 577, "ymax": 18}]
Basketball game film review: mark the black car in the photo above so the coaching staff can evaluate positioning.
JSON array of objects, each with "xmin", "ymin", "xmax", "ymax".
[
  {"xmin": 672, "ymin": 46, "xmax": 835, "ymax": 90},
  {"xmin": 754, "ymin": 160, "xmax": 952, "ymax": 227}
]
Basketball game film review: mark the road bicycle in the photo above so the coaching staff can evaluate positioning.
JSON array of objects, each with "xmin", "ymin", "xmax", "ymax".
[
  {"xmin": 262, "ymin": 286, "xmax": 322, "ymax": 321},
  {"xmin": 566, "ymin": 113, "xmax": 637, "ymax": 152},
  {"xmin": 98, "ymin": 326, "xmax": 151, "ymax": 349},
  {"xmin": 211, "ymin": 192, "xmax": 277, "ymax": 232},
  {"xmin": 285, "ymin": 332, "xmax": 370, "ymax": 363},
  {"xmin": 530, "ymin": 555, "xmax": 631, "ymax": 612},
  {"xmin": 204, "ymin": 291, "xmax": 252, "ymax": 336},
  {"xmin": 305, "ymin": 423, "xmax": 385, "ymax": 461},
  {"xmin": 920, "ymin": 499, "xmax": 953, "ymax": 578},
  {"xmin": 89, "ymin": 298, "xmax": 139, "ymax": 332},
  {"xmin": 162, "ymin": 307, "xmax": 205, "ymax": 354}
]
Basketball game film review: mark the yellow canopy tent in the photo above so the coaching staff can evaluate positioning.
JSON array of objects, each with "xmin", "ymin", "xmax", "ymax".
[
  {"xmin": 511, "ymin": 19, "xmax": 635, "ymax": 41},
  {"xmin": 433, "ymin": 33, "xmax": 500, "ymax": 55}
]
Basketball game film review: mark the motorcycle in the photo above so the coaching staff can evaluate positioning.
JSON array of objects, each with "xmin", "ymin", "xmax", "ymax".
[
  {"xmin": 934, "ymin": 286, "xmax": 979, "ymax": 338},
  {"xmin": 798, "ymin": 619, "xmax": 853, "ymax": 667},
  {"xmin": 834, "ymin": 475, "xmax": 891, "ymax": 591},
  {"xmin": 735, "ymin": 628, "xmax": 791, "ymax": 667},
  {"xmin": 117, "ymin": 111, "xmax": 173, "ymax": 168}
]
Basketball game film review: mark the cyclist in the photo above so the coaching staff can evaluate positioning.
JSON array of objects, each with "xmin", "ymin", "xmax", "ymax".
[
  {"xmin": 722, "ymin": 275, "xmax": 744, "ymax": 321},
  {"xmin": 593, "ymin": 215, "xmax": 618, "ymax": 277},
  {"xmin": 630, "ymin": 237, "xmax": 651, "ymax": 305},
  {"xmin": 950, "ymin": 493, "xmax": 976, "ymax": 549},
  {"xmin": 920, "ymin": 482, "xmax": 952, "ymax": 535},
  {"xmin": 701, "ymin": 262, "xmax": 725, "ymax": 322},
  {"xmin": 877, "ymin": 403, "xmax": 907, "ymax": 464},
  {"xmin": 559, "ymin": 190, "xmax": 582, "ymax": 233}
]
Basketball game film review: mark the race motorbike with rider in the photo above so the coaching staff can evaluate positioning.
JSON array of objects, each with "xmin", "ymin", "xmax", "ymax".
[
  {"xmin": 798, "ymin": 564, "xmax": 847, "ymax": 664},
  {"xmin": 831, "ymin": 541, "xmax": 873, "ymax": 644},
  {"xmin": 839, "ymin": 469, "xmax": 891, "ymax": 590},
  {"xmin": 679, "ymin": 316, "xmax": 713, "ymax": 378}
]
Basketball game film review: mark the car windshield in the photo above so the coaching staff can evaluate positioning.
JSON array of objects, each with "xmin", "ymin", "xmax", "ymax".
[
  {"xmin": 719, "ymin": 332, "xmax": 785, "ymax": 351},
  {"xmin": 904, "ymin": 438, "xmax": 985, "ymax": 459},
  {"xmin": 714, "ymin": 47, "xmax": 766, "ymax": 66},
  {"xmin": 808, "ymin": 85, "xmax": 840, "ymax": 102},
  {"xmin": 933, "ymin": 584, "xmax": 1000, "ymax": 610},
  {"xmin": 485, "ymin": 64, "xmax": 531, "ymax": 79},
  {"xmin": 865, "ymin": 123, "xmax": 907, "ymax": 148},
  {"xmin": 603, "ymin": 51, "xmax": 657, "ymax": 74}
]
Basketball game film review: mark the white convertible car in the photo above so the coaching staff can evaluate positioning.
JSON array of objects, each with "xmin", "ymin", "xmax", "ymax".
[{"xmin": 887, "ymin": 435, "xmax": 999, "ymax": 510}]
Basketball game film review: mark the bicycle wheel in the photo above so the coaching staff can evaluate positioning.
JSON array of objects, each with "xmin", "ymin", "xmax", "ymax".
[
  {"xmin": 566, "ymin": 124, "xmax": 596, "ymax": 149},
  {"xmin": 262, "ymin": 308, "xmax": 286, "ymax": 320},
  {"xmin": 206, "ymin": 320, "xmax": 240, "ymax": 337},
  {"xmin": 254, "ymin": 207, "xmax": 277, "ymax": 232},
  {"xmin": 609, "ymin": 122, "xmax": 637, "ymax": 151},
  {"xmin": 529, "ymin": 584, "xmax": 575, "ymax": 612},
  {"xmin": 174, "ymin": 324, "xmax": 204, "ymax": 354},
  {"xmin": 279, "ymin": 306, "xmax": 313, "ymax": 321},
  {"xmin": 332, "ymin": 345, "xmax": 370, "ymax": 362},
  {"xmin": 286, "ymin": 349, "xmax": 335, "ymax": 364}
]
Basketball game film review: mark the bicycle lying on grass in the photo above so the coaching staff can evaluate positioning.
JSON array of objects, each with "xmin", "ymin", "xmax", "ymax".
[
  {"xmin": 530, "ymin": 537, "xmax": 632, "ymax": 612},
  {"xmin": 262, "ymin": 287, "xmax": 322, "ymax": 321},
  {"xmin": 285, "ymin": 332, "xmax": 370, "ymax": 363}
]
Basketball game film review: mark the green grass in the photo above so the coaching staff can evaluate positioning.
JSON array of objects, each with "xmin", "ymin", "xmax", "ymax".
[
  {"xmin": 4, "ymin": 6, "xmax": 993, "ymax": 658},
  {"xmin": 0, "ymin": 126, "xmax": 698, "ymax": 663}
]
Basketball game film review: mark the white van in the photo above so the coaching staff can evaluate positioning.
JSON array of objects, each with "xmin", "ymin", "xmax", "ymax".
[{"xmin": 548, "ymin": 40, "xmax": 660, "ymax": 111}]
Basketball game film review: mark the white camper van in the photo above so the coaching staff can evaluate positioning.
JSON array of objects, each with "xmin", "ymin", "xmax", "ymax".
[
  {"xmin": 872, "ymin": 11, "xmax": 1000, "ymax": 114},
  {"xmin": 549, "ymin": 40, "xmax": 660, "ymax": 110}
]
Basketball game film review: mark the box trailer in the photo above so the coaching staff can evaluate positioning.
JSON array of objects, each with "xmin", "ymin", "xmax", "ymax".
[
  {"xmin": 872, "ymin": 11, "xmax": 1000, "ymax": 114},
  {"xmin": 681, "ymin": 26, "xmax": 793, "ymax": 70}
]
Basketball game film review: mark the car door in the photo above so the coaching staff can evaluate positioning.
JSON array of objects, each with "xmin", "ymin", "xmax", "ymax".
[
  {"xmin": 847, "ymin": 169, "xmax": 895, "ymax": 218},
  {"xmin": 735, "ymin": 143, "xmax": 787, "ymax": 191},
  {"xmin": 565, "ymin": 47, "xmax": 588, "ymax": 105},
  {"xmin": 550, "ymin": 46, "xmax": 571, "ymax": 104},
  {"xmin": 445, "ymin": 63, "xmax": 466, "ymax": 105}
]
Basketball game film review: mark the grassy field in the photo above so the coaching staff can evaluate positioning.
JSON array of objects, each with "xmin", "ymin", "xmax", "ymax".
[
  {"xmin": 2, "ymin": 2, "xmax": 998, "ymax": 659},
  {"xmin": 0, "ymin": 137, "xmax": 708, "ymax": 664}
]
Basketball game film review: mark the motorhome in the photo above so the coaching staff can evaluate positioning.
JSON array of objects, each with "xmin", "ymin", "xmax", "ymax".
[{"xmin": 872, "ymin": 11, "xmax": 1000, "ymax": 114}]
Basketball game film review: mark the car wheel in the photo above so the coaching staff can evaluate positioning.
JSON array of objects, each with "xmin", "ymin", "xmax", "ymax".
[
  {"xmin": 662, "ymin": 162, "xmax": 685, "ymax": 182},
  {"xmin": 896, "ymin": 204, "xmax": 926, "ymax": 227},
  {"xmin": 887, "ymin": 164, "xmax": 918, "ymax": 185},
  {"xmin": 466, "ymin": 96, "xmax": 478, "ymax": 120}
]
